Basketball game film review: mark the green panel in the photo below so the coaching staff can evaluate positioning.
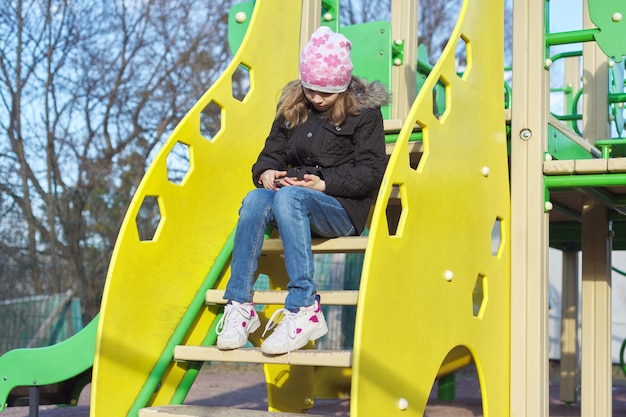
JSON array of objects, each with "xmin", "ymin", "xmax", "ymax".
[
  {"xmin": 437, "ymin": 373, "xmax": 456, "ymax": 400},
  {"xmin": 341, "ymin": 21, "xmax": 392, "ymax": 120},
  {"xmin": 416, "ymin": 44, "xmax": 431, "ymax": 95},
  {"xmin": 415, "ymin": 44, "xmax": 447, "ymax": 115},
  {"xmin": 550, "ymin": 217, "xmax": 626, "ymax": 251},
  {"xmin": 227, "ymin": 1, "xmax": 255, "ymax": 55},
  {"xmin": 587, "ymin": 0, "xmax": 626, "ymax": 62},
  {"xmin": 549, "ymin": 222, "xmax": 581, "ymax": 251},
  {"xmin": 547, "ymin": 123, "xmax": 594, "ymax": 160},
  {"xmin": 321, "ymin": 0, "xmax": 339, "ymax": 31}
]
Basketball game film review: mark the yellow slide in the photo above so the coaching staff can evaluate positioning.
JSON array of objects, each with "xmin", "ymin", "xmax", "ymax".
[{"xmin": 90, "ymin": 1, "xmax": 302, "ymax": 415}]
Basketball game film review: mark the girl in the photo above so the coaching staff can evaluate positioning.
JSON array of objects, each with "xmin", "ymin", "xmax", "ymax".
[{"xmin": 216, "ymin": 26, "xmax": 389, "ymax": 355}]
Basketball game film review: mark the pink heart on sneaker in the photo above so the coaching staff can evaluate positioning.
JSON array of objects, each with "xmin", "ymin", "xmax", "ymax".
[{"xmin": 310, "ymin": 316, "xmax": 319, "ymax": 323}]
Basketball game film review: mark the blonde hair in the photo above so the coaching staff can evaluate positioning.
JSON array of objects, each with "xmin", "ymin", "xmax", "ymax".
[{"xmin": 276, "ymin": 77, "xmax": 363, "ymax": 127}]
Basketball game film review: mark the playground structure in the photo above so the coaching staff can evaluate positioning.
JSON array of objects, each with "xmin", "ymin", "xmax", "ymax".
[
  {"xmin": 1, "ymin": 0, "xmax": 626, "ymax": 416},
  {"xmin": 90, "ymin": 0, "xmax": 510, "ymax": 415}
]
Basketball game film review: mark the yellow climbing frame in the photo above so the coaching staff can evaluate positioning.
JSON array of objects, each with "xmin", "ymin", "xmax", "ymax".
[
  {"xmin": 90, "ymin": 1, "xmax": 302, "ymax": 415},
  {"xmin": 352, "ymin": 0, "xmax": 510, "ymax": 416}
]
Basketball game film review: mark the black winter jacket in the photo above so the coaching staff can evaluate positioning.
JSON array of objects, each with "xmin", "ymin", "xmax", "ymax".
[{"xmin": 252, "ymin": 79, "xmax": 390, "ymax": 235}]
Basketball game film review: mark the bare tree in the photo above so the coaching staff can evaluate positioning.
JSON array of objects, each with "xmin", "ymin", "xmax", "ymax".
[
  {"xmin": 0, "ymin": 0, "xmax": 510, "ymax": 330},
  {"xmin": 0, "ymin": 0, "xmax": 236, "ymax": 320},
  {"xmin": 339, "ymin": 0, "xmax": 464, "ymax": 65},
  {"xmin": 416, "ymin": 0, "xmax": 462, "ymax": 64},
  {"xmin": 340, "ymin": 0, "xmax": 391, "ymax": 24}
]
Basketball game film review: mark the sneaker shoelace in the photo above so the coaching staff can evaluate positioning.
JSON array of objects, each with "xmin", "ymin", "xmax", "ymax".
[
  {"xmin": 216, "ymin": 303, "xmax": 253, "ymax": 335},
  {"xmin": 262, "ymin": 308, "xmax": 297, "ymax": 360}
]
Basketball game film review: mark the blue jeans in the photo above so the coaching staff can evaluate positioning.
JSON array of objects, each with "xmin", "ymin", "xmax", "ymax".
[{"xmin": 224, "ymin": 186, "xmax": 355, "ymax": 310}]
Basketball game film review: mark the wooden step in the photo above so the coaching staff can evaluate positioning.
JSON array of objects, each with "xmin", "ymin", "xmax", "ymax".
[
  {"xmin": 544, "ymin": 157, "xmax": 626, "ymax": 175},
  {"xmin": 140, "ymin": 405, "xmax": 331, "ymax": 417},
  {"xmin": 261, "ymin": 235, "xmax": 368, "ymax": 254},
  {"xmin": 206, "ymin": 289, "xmax": 359, "ymax": 306},
  {"xmin": 384, "ymin": 118, "xmax": 424, "ymax": 134},
  {"xmin": 259, "ymin": 183, "xmax": 403, "ymax": 256},
  {"xmin": 174, "ymin": 346, "xmax": 352, "ymax": 367},
  {"xmin": 385, "ymin": 139, "xmax": 423, "ymax": 155}
]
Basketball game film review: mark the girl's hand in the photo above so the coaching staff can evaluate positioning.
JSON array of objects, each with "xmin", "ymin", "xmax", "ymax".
[
  {"xmin": 261, "ymin": 171, "xmax": 325, "ymax": 192},
  {"xmin": 288, "ymin": 174, "xmax": 325, "ymax": 192},
  {"xmin": 259, "ymin": 169, "xmax": 287, "ymax": 190}
]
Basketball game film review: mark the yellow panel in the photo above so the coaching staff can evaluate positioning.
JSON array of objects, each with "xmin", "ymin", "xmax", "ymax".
[
  {"xmin": 257, "ymin": 255, "xmax": 317, "ymax": 413},
  {"xmin": 352, "ymin": 0, "xmax": 510, "ymax": 416},
  {"xmin": 90, "ymin": 1, "xmax": 302, "ymax": 416},
  {"xmin": 264, "ymin": 363, "xmax": 315, "ymax": 413}
]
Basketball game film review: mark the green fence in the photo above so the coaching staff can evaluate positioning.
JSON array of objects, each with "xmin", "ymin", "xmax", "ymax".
[{"xmin": 0, "ymin": 290, "xmax": 83, "ymax": 355}]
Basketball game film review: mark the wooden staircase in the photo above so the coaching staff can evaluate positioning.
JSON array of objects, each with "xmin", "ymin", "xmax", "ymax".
[
  {"xmin": 175, "ymin": 289, "xmax": 358, "ymax": 367},
  {"xmin": 136, "ymin": 240, "xmax": 364, "ymax": 416},
  {"xmin": 148, "ymin": 240, "xmax": 368, "ymax": 417},
  {"xmin": 173, "ymin": 222, "xmax": 377, "ymax": 375}
]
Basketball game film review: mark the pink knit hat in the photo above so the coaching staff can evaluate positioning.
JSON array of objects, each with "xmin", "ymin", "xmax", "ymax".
[{"xmin": 299, "ymin": 26, "xmax": 353, "ymax": 93}]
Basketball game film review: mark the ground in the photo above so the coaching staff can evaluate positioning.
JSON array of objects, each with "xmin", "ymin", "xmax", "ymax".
[{"xmin": 1, "ymin": 362, "xmax": 625, "ymax": 416}]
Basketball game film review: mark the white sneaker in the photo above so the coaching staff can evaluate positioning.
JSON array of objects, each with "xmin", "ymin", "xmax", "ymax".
[
  {"xmin": 216, "ymin": 301, "xmax": 260, "ymax": 350},
  {"xmin": 260, "ymin": 295, "xmax": 328, "ymax": 355}
]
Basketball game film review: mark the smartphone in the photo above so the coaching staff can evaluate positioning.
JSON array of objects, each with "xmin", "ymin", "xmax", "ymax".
[
  {"xmin": 274, "ymin": 177, "xmax": 297, "ymax": 183},
  {"xmin": 273, "ymin": 177, "xmax": 297, "ymax": 187}
]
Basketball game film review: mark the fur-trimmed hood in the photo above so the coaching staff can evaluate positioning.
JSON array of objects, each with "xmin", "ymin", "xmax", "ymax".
[{"xmin": 351, "ymin": 78, "xmax": 391, "ymax": 112}]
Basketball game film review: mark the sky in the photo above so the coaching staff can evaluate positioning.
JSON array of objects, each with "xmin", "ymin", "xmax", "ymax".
[
  {"xmin": 550, "ymin": 0, "xmax": 584, "ymax": 34},
  {"xmin": 545, "ymin": 0, "xmax": 585, "ymax": 116}
]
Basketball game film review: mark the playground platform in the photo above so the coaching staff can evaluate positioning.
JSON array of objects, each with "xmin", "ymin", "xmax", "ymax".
[{"xmin": 2, "ymin": 362, "xmax": 625, "ymax": 417}]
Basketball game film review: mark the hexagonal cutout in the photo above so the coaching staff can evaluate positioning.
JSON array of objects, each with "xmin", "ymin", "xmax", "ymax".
[
  {"xmin": 232, "ymin": 63, "xmax": 250, "ymax": 102},
  {"xmin": 408, "ymin": 142, "xmax": 423, "ymax": 170},
  {"xmin": 136, "ymin": 195, "xmax": 162, "ymax": 241},
  {"xmin": 200, "ymin": 100, "xmax": 222, "ymax": 141},
  {"xmin": 455, "ymin": 34, "xmax": 470, "ymax": 78},
  {"xmin": 407, "ymin": 126, "xmax": 425, "ymax": 171},
  {"xmin": 412, "ymin": 121, "xmax": 429, "ymax": 173},
  {"xmin": 385, "ymin": 184, "xmax": 405, "ymax": 236},
  {"xmin": 472, "ymin": 274, "xmax": 487, "ymax": 318},
  {"xmin": 491, "ymin": 217, "xmax": 503, "ymax": 257},
  {"xmin": 166, "ymin": 141, "xmax": 191, "ymax": 185},
  {"xmin": 432, "ymin": 76, "xmax": 449, "ymax": 120}
]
